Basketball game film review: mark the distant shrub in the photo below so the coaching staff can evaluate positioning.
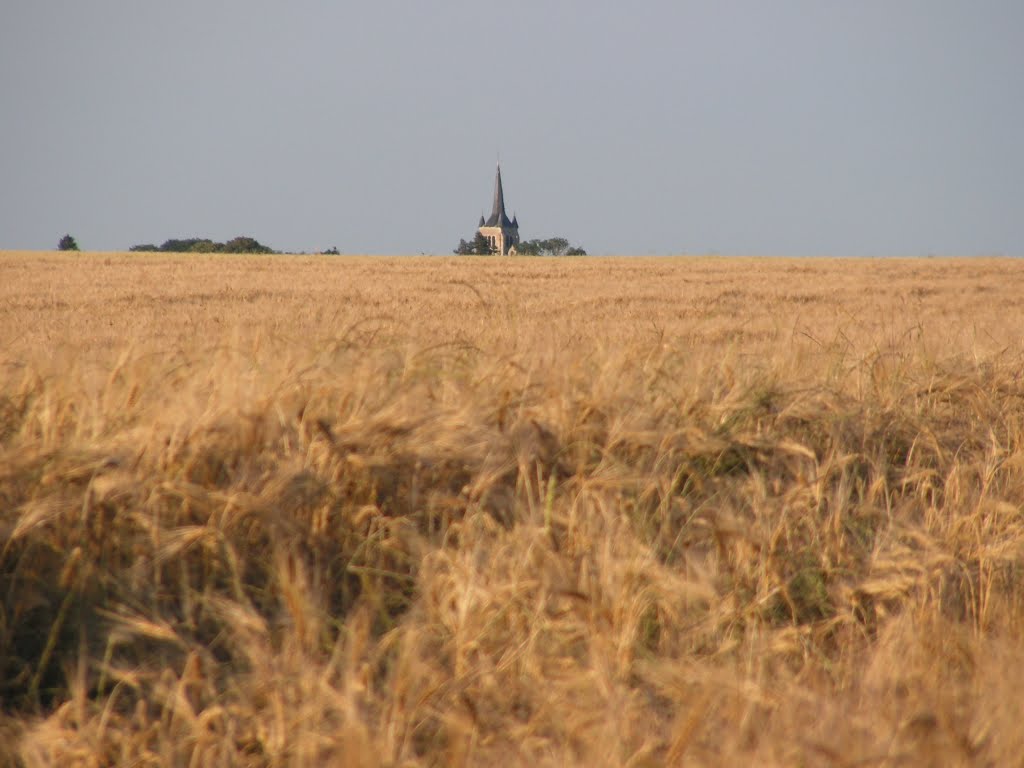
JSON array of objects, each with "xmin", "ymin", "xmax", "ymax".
[{"xmin": 57, "ymin": 234, "xmax": 79, "ymax": 251}]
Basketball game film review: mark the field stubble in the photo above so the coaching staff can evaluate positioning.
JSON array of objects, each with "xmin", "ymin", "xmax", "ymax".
[{"xmin": 2, "ymin": 252, "xmax": 1024, "ymax": 765}]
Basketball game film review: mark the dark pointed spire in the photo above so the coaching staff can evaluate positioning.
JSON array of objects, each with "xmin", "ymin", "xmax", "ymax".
[
  {"xmin": 492, "ymin": 164, "xmax": 505, "ymax": 220},
  {"xmin": 479, "ymin": 214, "xmax": 485, "ymax": 227},
  {"xmin": 485, "ymin": 164, "xmax": 512, "ymax": 227}
]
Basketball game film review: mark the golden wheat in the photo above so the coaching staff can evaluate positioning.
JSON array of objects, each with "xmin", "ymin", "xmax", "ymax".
[{"xmin": 2, "ymin": 251, "xmax": 1024, "ymax": 766}]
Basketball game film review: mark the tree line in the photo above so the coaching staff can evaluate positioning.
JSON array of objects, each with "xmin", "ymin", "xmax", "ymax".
[
  {"xmin": 57, "ymin": 231, "xmax": 586, "ymax": 256},
  {"xmin": 129, "ymin": 236, "xmax": 276, "ymax": 254}
]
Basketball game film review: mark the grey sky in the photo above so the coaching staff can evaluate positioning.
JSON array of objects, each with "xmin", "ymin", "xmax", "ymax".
[{"xmin": 1, "ymin": 1, "xmax": 1021, "ymax": 255}]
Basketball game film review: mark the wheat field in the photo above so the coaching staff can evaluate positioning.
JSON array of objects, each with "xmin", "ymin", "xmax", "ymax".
[{"xmin": 2, "ymin": 251, "xmax": 1024, "ymax": 766}]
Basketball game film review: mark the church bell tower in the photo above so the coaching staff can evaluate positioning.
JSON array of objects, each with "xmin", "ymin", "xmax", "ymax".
[{"xmin": 477, "ymin": 164, "xmax": 519, "ymax": 255}]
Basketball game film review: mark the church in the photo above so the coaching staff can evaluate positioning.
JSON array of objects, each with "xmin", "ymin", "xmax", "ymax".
[{"xmin": 477, "ymin": 165, "xmax": 520, "ymax": 255}]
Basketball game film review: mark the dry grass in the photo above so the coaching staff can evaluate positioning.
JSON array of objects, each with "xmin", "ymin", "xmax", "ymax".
[{"xmin": 3, "ymin": 251, "xmax": 1024, "ymax": 766}]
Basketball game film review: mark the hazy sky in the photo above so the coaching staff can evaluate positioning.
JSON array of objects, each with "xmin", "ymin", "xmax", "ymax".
[{"xmin": 2, "ymin": 2, "xmax": 1021, "ymax": 255}]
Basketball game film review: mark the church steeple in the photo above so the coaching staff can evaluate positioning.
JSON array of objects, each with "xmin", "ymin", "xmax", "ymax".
[{"xmin": 476, "ymin": 163, "xmax": 520, "ymax": 255}]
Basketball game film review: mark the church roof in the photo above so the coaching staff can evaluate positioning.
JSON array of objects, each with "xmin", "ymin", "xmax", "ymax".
[{"xmin": 483, "ymin": 164, "xmax": 517, "ymax": 228}]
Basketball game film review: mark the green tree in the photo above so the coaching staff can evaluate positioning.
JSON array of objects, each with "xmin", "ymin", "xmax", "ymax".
[
  {"xmin": 475, "ymin": 232, "xmax": 495, "ymax": 255},
  {"xmin": 544, "ymin": 237, "xmax": 570, "ymax": 256},
  {"xmin": 57, "ymin": 234, "xmax": 79, "ymax": 251},
  {"xmin": 159, "ymin": 238, "xmax": 203, "ymax": 252},
  {"xmin": 141, "ymin": 236, "xmax": 277, "ymax": 254},
  {"xmin": 188, "ymin": 239, "xmax": 220, "ymax": 253},
  {"xmin": 516, "ymin": 237, "xmax": 586, "ymax": 256},
  {"xmin": 454, "ymin": 232, "xmax": 495, "ymax": 255},
  {"xmin": 223, "ymin": 236, "xmax": 274, "ymax": 254}
]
